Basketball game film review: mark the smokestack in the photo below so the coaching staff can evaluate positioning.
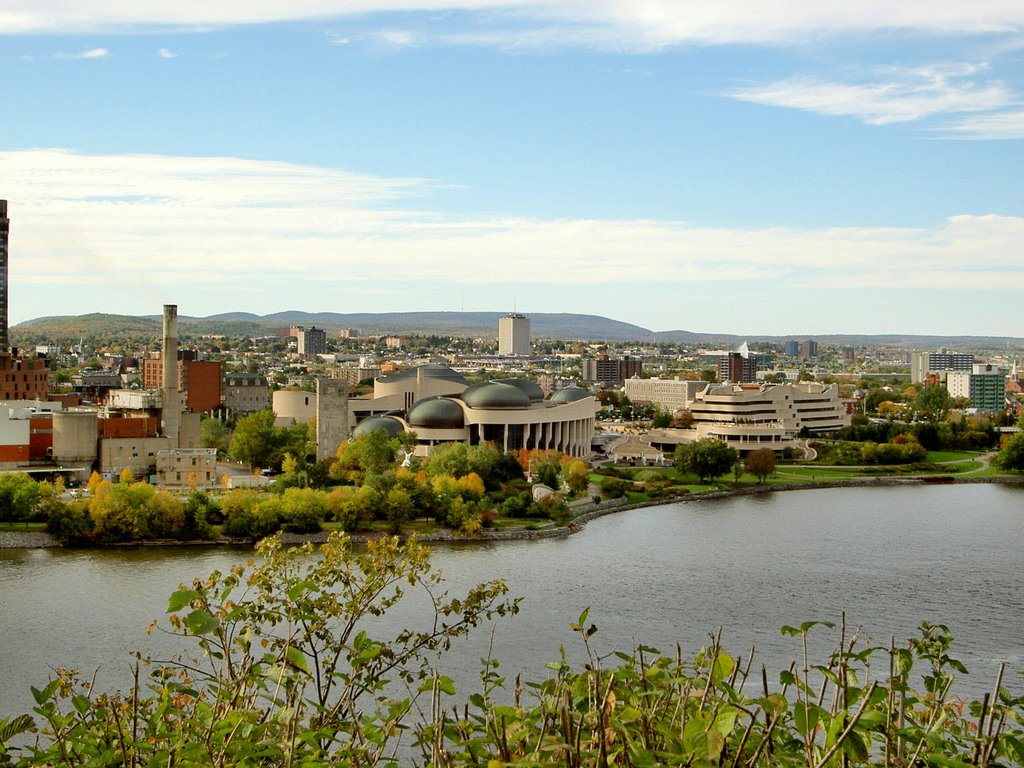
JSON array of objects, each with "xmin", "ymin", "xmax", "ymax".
[
  {"xmin": 0, "ymin": 200, "xmax": 9, "ymax": 353},
  {"xmin": 161, "ymin": 304, "xmax": 179, "ymax": 449}
]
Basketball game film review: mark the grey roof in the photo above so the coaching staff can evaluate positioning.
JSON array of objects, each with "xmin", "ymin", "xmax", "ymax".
[
  {"xmin": 460, "ymin": 381, "xmax": 531, "ymax": 410},
  {"xmin": 407, "ymin": 396, "xmax": 465, "ymax": 429}
]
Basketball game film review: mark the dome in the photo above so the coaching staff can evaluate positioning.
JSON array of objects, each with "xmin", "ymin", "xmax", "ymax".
[
  {"xmin": 461, "ymin": 381, "xmax": 531, "ymax": 410},
  {"xmin": 407, "ymin": 397, "xmax": 465, "ymax": 429},
  {"xmin": 377, "ymin": 364, "xmax": 468, "ymax": 385},
  {"xmin": 352, "ymin": 415, "xmax": 405, "ymax": 438},
  {"xmin": 499, "ymin": 378, "xmax": 544, "ymax": 402},
  {"xmin": 549, "ymin": 386, "xmax": 591, "ymax": 404}
]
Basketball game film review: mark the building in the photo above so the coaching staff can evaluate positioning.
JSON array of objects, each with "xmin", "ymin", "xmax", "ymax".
[
  {"xmin": 316, "ymin": 364, "xmax": 597, "ymax": 460},
  {"xmin": 0, "ymin": 201, "xmax": 50, "ymax": 399},
  {"xmin": 223, "ymin": 373, "xmax": 271, "ymax": 416},
  {"xmin": 784, "ymin": 340, "xmax": 799, "ymax": 357},
  {"xmin": 716, "ymin": 344, "xmax": 757, "ymax": 384},
  {"xmin": 272, "ymin": 389, "xmax": 317, "ymax": 427},
  {"xmin": 581, "ymin": 355, "xmax": 642, "ymax": 385},
  {"xmin": 624, "ymin": 377, "xmax": 707, "ymax": 413},
  {"xmin": 646, "ymin": 382, "xmax": 849, "ymax": 454},
  {"xmin": 498, "ymin": 313, "xmax": 531, "ymax": 356},
  {"xmin": 946, "ymin": 364, "xmax": 1007, "ymax": 413},
  {"xmin": 338, "ymin": 328, "xmax": 359, "ymax": 338},
  {"xmin": 295, "ymin": 326, "xmax": 327, "ymax": 358},
  {"xmin": 155, "ymin": 448, "xmax": 218, "ymax": 489},
  {"xmin": 910, "ymin": 350, "xmax": 974, "ymax": 384},
  {"xmin": 0, "ymin": 354, "xmax": 50, "ymax": 400},
  {"xmin": 0, "ymin": 200, "xmax": 7, "ymax": 352},
  {"xmin": 798, "ymin": 340, "xmax": 819, "ymax": 360},
  {"xmin": 142, "ymin": 355, "xmax": 222, "ymax": 414}
]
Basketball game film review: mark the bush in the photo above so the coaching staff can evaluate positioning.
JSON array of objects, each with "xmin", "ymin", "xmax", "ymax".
[{"xmin": 600, "ymin": 476, "xmax": 628, "ymax": 499}]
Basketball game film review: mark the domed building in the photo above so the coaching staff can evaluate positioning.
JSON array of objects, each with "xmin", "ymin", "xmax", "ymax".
[{"xmin": 320, "ymin": 366, "xmax": 597, "ymax": 458}]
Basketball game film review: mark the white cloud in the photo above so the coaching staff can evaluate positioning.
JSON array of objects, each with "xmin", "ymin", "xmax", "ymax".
[
  {"xmin": 2, "ymin": 1, "xmax": 1023, "ymax": 48},
  {"xmin": 157, "ymin": 48, "xmax": 176, "ymax": 58},
  {"xmin": 54, "ymin": 47, "xmax": 109, "ymax": 59},
  {"xmin": 940, "ymin": 110, "xmax": 1024, "ymax": 139},
  {"xmin": 2, "ymin": 149, "xmax": 1022, "ymax": 315},
  {"xmin": 728, "ymin": 65, "xmax": 1018, "ymax": 125}
]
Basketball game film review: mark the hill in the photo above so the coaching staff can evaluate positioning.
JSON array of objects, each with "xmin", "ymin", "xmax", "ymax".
[{"xmin": 11, "ymin": 312, "xmax": 1024, "ymax": 349}]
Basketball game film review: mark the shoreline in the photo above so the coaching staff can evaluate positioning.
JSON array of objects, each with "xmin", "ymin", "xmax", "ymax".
[{"xmin": 3, "ymin": 474, "xmax": 1022, "ymax": 551}]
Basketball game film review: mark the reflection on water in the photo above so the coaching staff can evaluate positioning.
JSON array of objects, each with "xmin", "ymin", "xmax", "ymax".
[{"xmin": 2, "ymin": 483, "xmax": 1023, "ymax": 715}]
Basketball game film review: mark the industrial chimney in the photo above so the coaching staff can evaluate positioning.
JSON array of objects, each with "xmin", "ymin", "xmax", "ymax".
[
  {"xmin": 0, "ymin": 200, "xmax": 9, "ymax": 353},
  {"xmin": 161, "ymin": 304, "xmax": 180, "ymax": 449}
]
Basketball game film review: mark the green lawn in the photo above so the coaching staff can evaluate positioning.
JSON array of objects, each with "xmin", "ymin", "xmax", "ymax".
[
  {"xmin": 0, "ymin": 522, "xmax": 47, "ymax": 532},
  {"xmin": 925, "ymin": 450, "xmax": 982, "ymax": 462}
]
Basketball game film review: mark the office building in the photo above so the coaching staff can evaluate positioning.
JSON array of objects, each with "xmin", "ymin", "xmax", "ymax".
[
  {"xmin": 581, "ymin": 354, "xmax": 642, "ymax": 384},
  {"xmin": 910, "ymin": 351, "xmax": 974, "ymax": 384},
  {"xmin": 498, "ymin": 313, "xmax": 531, "ymax": 356},
  {"xmin": 946, "ymin": 364, "xmax": 1007, "ymax": 413},
  {"xmin": 296, "ymin": 326, "xmax": 327, "ymax": 358}
]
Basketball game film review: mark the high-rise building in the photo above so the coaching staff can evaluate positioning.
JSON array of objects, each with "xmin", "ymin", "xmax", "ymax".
[
  {"xmin": 0, "ymin": 200, "xmax": 8, "ymax": 352},
  {"xmin": 910, "ymin": 351, "xmax": 974, "ymax": 384},
  {"xmin": 0, "ymin": 200, "xmax": 50, "ymax": 400},
  {"xmin": 296, "ymin": 326, "xmax": 327, "ymax": 358},
  {"xmin": 498, "ymin": 313, "xmax": 531, "ymax": 356},
  {"xmin": 581, "ymin": 355, "xmax": 642, "ymax": 384},
  {"xmin": 717, "ymin": 352, "xmax": 757, "ymax": 383},
  {"xmin": 798, "ymin": 339, "xmax": 818, "ymax": 360}
]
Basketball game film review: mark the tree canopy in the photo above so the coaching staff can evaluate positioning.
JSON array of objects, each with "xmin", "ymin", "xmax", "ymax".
[{"xmin": 675, "ymin": 438, "xmax": 739, "ymax": 484}]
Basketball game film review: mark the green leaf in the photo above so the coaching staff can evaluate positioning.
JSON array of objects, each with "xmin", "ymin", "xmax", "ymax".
[
  {"xmin": 184, "ymin": 609, "xmax": 219, "ymax": 636},
  {"xmin": 167, "ymin": 589, "xmax": 199, "ymax": 613},
  {"xmin": 30, "ymin": 680, "xmax": 59, "ymax": 706},
  {"xmin": 285, "ymin": 645, "xmax": 310, "ymax": 674}
]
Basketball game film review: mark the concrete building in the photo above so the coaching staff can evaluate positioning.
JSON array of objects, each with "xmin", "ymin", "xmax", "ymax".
[
  {"xmin": 647, "ymin": 382, "xmax": 849, "ymax": 454},
  {"xmin": 272, "ymin": 389, "xmax": 317, "ymax": 427},
  {"xmin": 784, "ymin": 340, "xmax": 799, "ymax": 356},
  {"xmin": 317, "ymin": 364, "xmax": 597, "ymax": 460},
  {"xmin": 581, "ymin": 355, "xmax": 642, "ymax": 385},
  {"xmin": 155, "ymin": 448, "xmax": 218, "ymax": 489},
  {"xmin": 910, "ymin": 351, "xmax": 975, "ymax": 384},
  {"xmin": 498, "ymin": 313, "xmax": 531, "ymax": 356},
  {"xmin": 624, "ymin": 377, "xmax": 707, "ymax": 413}
]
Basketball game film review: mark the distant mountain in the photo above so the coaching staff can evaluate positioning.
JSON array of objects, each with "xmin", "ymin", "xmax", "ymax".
[
  {"xmin": 12, "ymin": 311, "xmax": 652, "ymax": 342},
  {"xmin": 11, "ymin": 312, "xmax": 1024, "ymax": 349}
]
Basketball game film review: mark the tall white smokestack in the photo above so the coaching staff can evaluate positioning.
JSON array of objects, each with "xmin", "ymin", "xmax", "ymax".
[{"xmin": 161, "ymin": 304, "xmax": 179, "ymax": 449}]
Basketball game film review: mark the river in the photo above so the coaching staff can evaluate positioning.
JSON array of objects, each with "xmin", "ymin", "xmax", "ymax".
[{"xmin": 2, "ymin": 483, "xmax": 1023, "ymax": 717}]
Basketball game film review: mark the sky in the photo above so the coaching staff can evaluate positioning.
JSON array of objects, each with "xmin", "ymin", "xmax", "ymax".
[{"xmin": 1, "ymin": 1, "xmax": 1022, "ymax": 336}]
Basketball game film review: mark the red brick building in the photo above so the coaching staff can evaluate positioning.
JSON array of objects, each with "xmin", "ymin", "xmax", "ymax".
[
  {"xmin": 0, "ymin": 353, "xmax": 49, "ymax": 400},
  {"xmin": 141, "ymin": 355, "xmax": 222, "ymax": 413}
]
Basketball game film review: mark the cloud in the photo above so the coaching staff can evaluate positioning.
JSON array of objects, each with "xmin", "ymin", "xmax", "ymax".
[
  {"xmin": 3, "ymin": 1, "xmax": 1023, "ymax": 48},
  {"xmin": 2, "ymin": 149, "xmax": 1022, "ymax": 318},
  {"xmin": 940, "ymin": 110, "xmax": 1024, "ymax": 139},
  {"xmin": 157, "ymin": 47, "xmax": 176, "ymax": 58},
  {"xmin": 727, "ymin": 65, "xmax": 1018, "ymax": 125},
  {"xmin": 54, "ymin": 47, "xmax": 109, "ymax": 59}
]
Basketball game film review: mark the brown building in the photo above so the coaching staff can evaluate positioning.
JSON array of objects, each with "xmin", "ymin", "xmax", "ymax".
[
  {"xmin": 717, "ymin": 352, "xmax": 757, "ymax": 384},
  {"xmin": 581, "ymin": 355, "xmax": 642, "ymax": 385},
  {"xmin": 142, "ymin": 355, "xmax": 222, "ymax": 413},
  {"xmin": 0, "ymin": 353, "xmax": 49, "ymax": 400}
]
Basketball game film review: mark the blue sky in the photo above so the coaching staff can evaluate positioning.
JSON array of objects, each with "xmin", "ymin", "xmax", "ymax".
[{"xmin": 1, "ymin": 1, "xmax": 1022, "ymax": 336}]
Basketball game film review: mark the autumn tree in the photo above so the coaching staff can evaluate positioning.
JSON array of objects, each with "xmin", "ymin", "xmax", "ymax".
[
  {"xmin": 744, "ymin": 447, "xmax": 777, "ymax": 484},
  {"xmin": 995, "ymin": 432, "xmax": 1024, "ymax": 473}
]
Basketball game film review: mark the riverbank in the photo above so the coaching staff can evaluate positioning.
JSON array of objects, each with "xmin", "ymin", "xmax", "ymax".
[{"xmin": 5, "ymin": 473, "xmax": 1022, "ymax": 550}]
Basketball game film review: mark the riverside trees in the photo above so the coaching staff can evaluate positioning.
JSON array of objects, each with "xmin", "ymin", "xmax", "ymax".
[{"xmin": 674, "ymin": 437, "xmax": 739, "ymax": 484}]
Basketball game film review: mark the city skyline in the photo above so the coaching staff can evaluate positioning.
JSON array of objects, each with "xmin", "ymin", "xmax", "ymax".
[{"xmin": 1, "ymin": 1, "xmax": 1021, "ymax": 335}]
